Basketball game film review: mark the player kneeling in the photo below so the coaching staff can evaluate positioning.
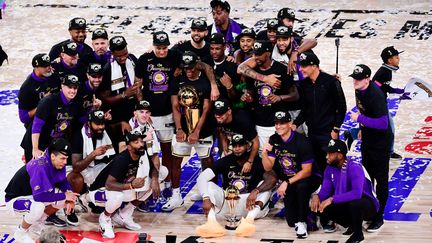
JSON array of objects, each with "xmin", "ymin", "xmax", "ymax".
[{"xmin": 195, "ymin": 134, "xmax": 276, "ymax": 238}]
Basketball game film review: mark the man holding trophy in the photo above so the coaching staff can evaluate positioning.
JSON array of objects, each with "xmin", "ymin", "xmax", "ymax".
[
  {"xmin": 164, "ymin": 51, "xmax": 215, "ymax": 211},
  {"xmin": 195, "ymin": 134, "xmax": 277, "ymax": 238}
]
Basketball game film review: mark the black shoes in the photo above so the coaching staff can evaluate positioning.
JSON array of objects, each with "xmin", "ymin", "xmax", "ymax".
[
  {"xmin": 66, "ymin": 210, "xmax": 79, "ymax": 226},
  {"xmin": 45, "ymin": 214, "xmax": 67, "ymax": 227},
  {"xmin": 343, "ymin": 227, "xmax": 354, "ymax": 235},
  {"xmin": 390, "ymin": 152, "xmax": 402, "ymax": 159},
  {"xmin": 367, "ymin": 219, "xmax": 384, "ymax": 232},
  {"xmin": 346, "ymin": 233, "xmax": 364, "ymax": 243}
]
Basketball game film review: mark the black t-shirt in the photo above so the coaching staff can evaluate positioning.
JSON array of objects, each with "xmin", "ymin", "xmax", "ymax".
[
  {"xmin": 211, "ymin": 154, "xmax": 263, "ymax": 194},
  {"xmin": 217, "ymin": 108, "xmax": 257, "ymax": 142},
  {"xmin": 372, "ymin": 66, "xmax": 393, "ymax": 99},
  {"xmin": 98, "ymin": 55, "xmax": 138, "ymax": 123},
  {"xmin": 356, "ymin": 82, "xmax": 392, "ymax": 148},
  {"xmin": 171, "ymin": 41, "xmax": 211, "ymax": 63},
  {"xmin": 247, "ymin": 61, "xmax": 294, "ymax": 127},
  {"xmin": 21, "ymin": 93, "xmax": 80, "ymax": 151},
  {"xmin": 51, "ymin": 60, "xmax": 88, "ymax": 85},
  {"xmin": 80, "ymin": 51, "xmax": 111, "ymax": 68},
  {"xmin": 268, "ymin": 132, "xmax": 315, "ymax": 180},
  {"xmin": 49, "ymin": 39, "xmax": 93, "ymax": 60},
  {"xmin": 135, "ymin": 50, "xmax": 181, "ymax": 116},
  {"xmin": 172, "ymin": 73, "xmax": 212, "ymax": 138},
  {"xmin": 74, "ymin": 81, "xmax": 99, "ymax": 120},
  {"xmin": 89, "ymin": 150, "xmax": 149, "ymax": 190},
  {"xmin": 205, "ymin": 57, "xmax": 240, "ymax": 100},
  {"xmin": 18, "ymin": 73, "xmax": 61, "ymax": 125},
  {"xmin": 4, "ymin": 165, "xmax": 32, "ymax": 200}
]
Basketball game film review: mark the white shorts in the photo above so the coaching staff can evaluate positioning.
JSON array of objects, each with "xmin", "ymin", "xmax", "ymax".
[
  {"xmin": 81, "ymin": 163, "xmax": 109, "ymax": 186},
  {"xmin": 151, "ymin": 114, "xmax": 175, "ymax": 143},
  {"xmin": 205, "ymin": 182, "xmax": 270, "ymax": 219},
  {"xmin": 6, "ymin": 193, "xmax": 66, "ymax": 215},
  {"xmin": 256, "ymin": 125, "xmax": 276, "ymax": 153},
  {"xmin": 171, "ymin": 135, "xmax": 213, "ymax": 159}
]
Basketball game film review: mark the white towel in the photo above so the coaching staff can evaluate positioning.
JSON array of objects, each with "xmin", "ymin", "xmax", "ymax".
[
  {"xmin": 110, "ymin": 57, "xmax": 135, "ymax": 92},
  {"xmin": 81, "ymin": 125, "xmax": 116, "ymax": 167}
]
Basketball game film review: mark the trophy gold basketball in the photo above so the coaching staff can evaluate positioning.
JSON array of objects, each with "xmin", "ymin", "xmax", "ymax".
[
  {"xmin": 178, "ymin": 86, "xmax": 200, "ymax": 132},
  {"xmin": 224, "ymin": 185, "xmax": 241, "ymax": 230}
]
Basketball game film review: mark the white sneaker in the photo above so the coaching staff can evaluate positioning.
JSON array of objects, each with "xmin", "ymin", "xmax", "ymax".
[
  {"xmin": 112, "ymin": 212, "xmax": 142, "ymax": 231},
  {"xmin": 190, "ymin": 193, "xmax": 202, "ymax": 201},
  {"xmin": 295, "ymin": 221, "xmax": 308, "ymax": 239},
  {"xmin": 161, "ymin": 196, "xmax": 184, "ymax": 211},
  {"xmin": 99, "ymin": 213, "xmax": 115, "ymax": 238},
  {"xmin": 13, "ymin": 226, "xmax": 34, "ymax": 243}
]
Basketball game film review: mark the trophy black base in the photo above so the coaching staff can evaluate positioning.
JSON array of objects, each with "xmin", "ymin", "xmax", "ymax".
[{"xmin": 225, "ymin": 225, "xmax": 238, "ymax": 230}]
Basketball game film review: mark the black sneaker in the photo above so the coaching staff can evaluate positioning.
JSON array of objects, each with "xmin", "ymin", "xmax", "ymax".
[
  {"xmin": 343, "ymin": 227, "xmax": 354, "ymax": 235},
  {"xmin": 45, "ymin": 214, "xmax": 67, "ymax": 227},
  {"xmin": 66, "ymin": 211, "xmax": 79, "ymax": 226},
  {"xmin": 89, "ymin": 202, "xmax": 104, "ymax": 215},
  {"xmin": 390, "ymin": 152, "xmax": 402, "ymax": 159},
  {"xmin": 345, "ymin": 233, "xmax": 364, "ymax": 243},
  {"xmin": 323, "ymin": 220, "xmax": 336, "ymax": 233},
  {"xmin": 367, "ymin": 219, "xmax": 384, "ymax": 232}
]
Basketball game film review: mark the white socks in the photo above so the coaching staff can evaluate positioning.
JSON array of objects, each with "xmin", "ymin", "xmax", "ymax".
[
  {"xmin": 208, "ymin": 208, "xmax": 217, "ymax": 221},
  {"xmin": 246, "ymin": 205, "xmax": 260, "ymax": 221}
]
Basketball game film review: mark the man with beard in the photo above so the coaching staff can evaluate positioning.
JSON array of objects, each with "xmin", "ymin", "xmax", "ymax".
[
  {"xmin": 98, "ymin": 36, "xmax": 139, "ymax": 152},
  {"xmin": 262, "ymin": 111, "xmax": 321, "ymax": 239},
  {"xmin": 293, "ymin": 52, "xmax": 346, "ymax": 175},
  {"xmin": 51, "ymin": 40, "xmax": 87, "ymax": 84},
  {"xmin": 21, "ymin": 74, "xmax": 81, "ymax": 163},
  {"xmin": 207, "ymin": 0, "xmax": 247, "ymax": 56},
  {"xmin": 195, "ymin": 134, "xmax": 276, "ymax": 238},
  {"xmin": 5, "ymin": 139, "xmax": 78, "ymax": 243},
  {"xmin": 171, "ymin": 19, "xmax": 211, "ymax": 62},
  {"xmin": 233, "ymin": 28, "xmax": 256, "ymax": 65},
  {"xmin": 49, "ymin": 17, "xmax": 93, "ymax": 60},
  {"xmin": 81, "ymin": 28, "xmax": 111, "ymax": 67},
  {"xmin": 213, "ymin": 98, "xmax": 258, "ymax": 173},
  {"xmin": 67, "ymin": 110, "xmax": 116, "ymax": 224},
  {"xmin": 240, "ymin": 40, "xmax": 298, "ymax": 152},
  {"xmin": 88, "ymin": 129, "xmax": 167, "ymax": 238},
  {"xmin": 311, "ymin": 139, "xmax": 379, "ymax": 243},
  {"xmin": 256, "ymin": 18, "xmax": 279, "ymax": 45},
  {"xmin": 164, "ymin": 51, "xmax": 214, "ymax": 211},
  {"xmin": 18, "ymin": 53, "xmax": 61, "ymax": 128},
  {"xmin": 75, "ymin": 63, "xmax": 104, "ymax": 123}
]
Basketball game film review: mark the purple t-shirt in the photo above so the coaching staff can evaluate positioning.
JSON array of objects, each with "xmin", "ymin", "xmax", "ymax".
[
  {"xmin": 318, "ymin": 159, "xmax": 379, "ymax": 212},
  {"xmin": 26, "ymin": 149, "xmax": 71, "ymax": 202}
]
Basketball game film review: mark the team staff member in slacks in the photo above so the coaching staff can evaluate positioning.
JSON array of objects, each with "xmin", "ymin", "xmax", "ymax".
[{"xmin": 349, "ymin": 64, "xmax": 392, "ymax": 232}]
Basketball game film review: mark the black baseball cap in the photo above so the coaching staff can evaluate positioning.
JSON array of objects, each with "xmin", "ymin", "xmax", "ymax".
[
  {"xmin": 180, "ymin": 51, "xmax": 198, "ymax": 68},
  {"xmin": 274, "ymin": 111, "xmax": 292, "ymax": 123},
  {"xmin": 267, "ymin": 18, "xmax": 279, "ymax": 30},
  {"xmin": 49, "ymin": 138, "xmax": 72, "ymax": 156},
  {"xmin": 69, "ymin": 17, "xmax": 87, "ymax": 30},
  {"xmin": 92, "ymin": 28, "xmax": 108, "ymax": 40},
  {"xmin": 191, "ymin": 19, "xmax": 208, "ymax": 30},
  {"xmin": 109, "ymin": 36, "xmax": 127, "ymax": 51},
  {"xmin": 252, "ymin": 40, "xmax": 272, "ymax": 55},
  {"xmin": 32, "ymin": 53, "xmax": 51, "ymax": 68},
  {"xmin": 277, "ymin": 8, "xmax": 299, "ymax": 21},
  {"xmin": 349, "ymin": 64, "xmax": 371, "ymax": 80},
  {"xmin": 296, "ymin": 52, "xmax": 320, "ymax": 66},
  {"xmin": 381, "ymin": 46, "xmax": 404, "ymax": 63},
  {"xmin": 210, "ymin": 33, "xmax": 226, "ymax": 45},
  {"xmin": 236, "ymin": 28, "xmax": 256, "ymax": 41},
  {"xmin": 214, "ymin": 98, "xmax": 231, "ymax": 115},
  {"xmin": 125, "ymin": 129, "xmax": 146, "ymax": 144},
  {"xmin": 87, "ymin": 63, "xmax": 103, "ymax": 76},
  {"xmin": 231, "ymin": 134, "xmax": 248, "ymax": 145},
  {"xmin": 153, "ymin": 31, "xmax": 170, "ymax": 46},
  {"xmin": 276, "ymin": 26, "xmax": 292, "ymax": 38},
  {"xmin": 62, "ymin": 41, "xmax": 78, "ymax": 56},
  {"xmin": 325, "ymin": 139, "xmax": 348, "ymax": 155},
  {"xmin": 89, "ymin": 110, "xmax": 105, "ymax": 125},
  {"xmin": 135, "ymin": 100, "xmax": 151, "ymax": 111},
  {"xmin": 210, "ymin": 0, "xmax": 231, "ymax": 13},
  {"xmin": 62, "ymin": 74, "xmax": 80, "ymax": 87}
]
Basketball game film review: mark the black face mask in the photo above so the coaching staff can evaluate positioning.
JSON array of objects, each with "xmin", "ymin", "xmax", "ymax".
[
  {"xmin": 136, "ymin": 146, "xmax": 146, "ymax": 156},
  {"xmin": 92, "ymin": 129, "xmax": 104, "ymax": 140}
]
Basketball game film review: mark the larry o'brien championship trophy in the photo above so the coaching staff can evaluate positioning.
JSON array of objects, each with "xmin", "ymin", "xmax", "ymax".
[
  {"xmin": 178, "ymin": 86, "xmax": 200, "ymax": 132},
  {"xmin": 224, "ymin": 185, "xmax": 241, "ymax": 230}
]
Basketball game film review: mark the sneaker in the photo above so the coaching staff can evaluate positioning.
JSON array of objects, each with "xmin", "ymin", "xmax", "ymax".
[
  {"xmin": 66, "ymin": 210, "xmax": 79, "ymax": 226},
  {"xmin": 112, "ymin": 212, "xmax": 142, "ymax": 231},
  {"xmin": 235, "ymin": 217, "xmax": 256, "ymax": 237},
  {"xmin": 345, "ymin": 233, "xmax": 364, "ymax": 243},
  {"xmin": 295, "ymin": 222, "xmax": 308, "ymax": 239},
  {"xmin": 390, "ymin": 152, "xmax": 402, "ymax": 159},
  {"xmin": 343, "ymin": 227, "xmax": 354, "ymax": 236},
  {"xmin": 13, "ymin": 226, "xmax": 34, "ymax": 243},
  {"xmin": 161, "ymin": 196, "xmax": 184, "ymax": 212},
  {"xmin": 45, "ymin": 214, "xmax": 67, "ymax": 227},
  {"xmin": 366, "ymin": 219, "xmax": 384, "ymax": 232},
  {"xmin": 323, "ymin": 220, "xmax": 337, "ymax": 233},
  {"xmin": 195, "ymin": 219, "xmax": 226, "ymax": 238},
  {"xmin": 190, "ymin": 193, "xmax": 202, "ymax": 201},
  {"xmin": 137, "ymin": 198, "xmax": 158, "ymax": 213},
  {"xmin": 75, "ymin": 196, "xmax": 89, "ymax": 213},
  {"xmin": 89, "ymin": 202, "xmax": 105, "ymax": 215},
  {"xmin": 99, "ymin": 213, "xmax": 115, "ymax": 238},
  {"xmin": 161, "ymin": 187, "xmax": 173, "ymax": 201}
]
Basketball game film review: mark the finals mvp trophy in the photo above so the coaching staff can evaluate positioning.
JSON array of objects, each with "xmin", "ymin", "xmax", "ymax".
[
  {"xmin": 224, "ymin": 185, "xmax": 241, "ymax": 230},
  {"xmin": 178, "ymin": 86, "xmax": 200, "ymax": 133}
]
